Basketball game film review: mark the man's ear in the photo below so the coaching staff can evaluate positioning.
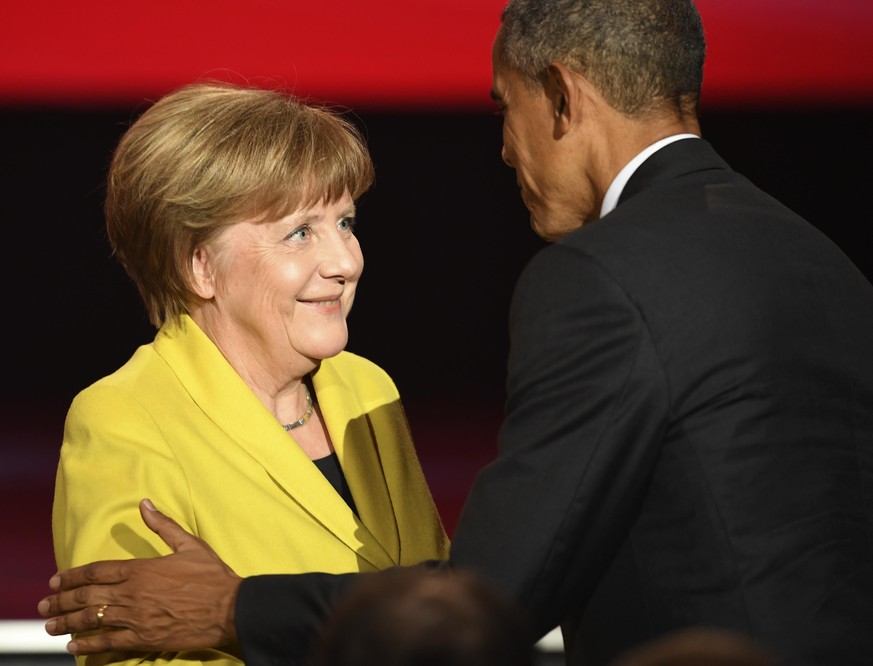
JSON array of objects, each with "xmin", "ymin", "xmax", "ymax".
[
  {"xmin": 546, "ymin": 62, "xmax": 582, "ymax": 134},
  {"xmin": 189, "ymin": 244, "xmax": 216, "ymax": 300}
]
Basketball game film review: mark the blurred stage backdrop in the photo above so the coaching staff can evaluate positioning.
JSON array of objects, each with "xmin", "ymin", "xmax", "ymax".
[{"xmin": 1, "ymin": 0, "xmax": 871, "ymax": 633}]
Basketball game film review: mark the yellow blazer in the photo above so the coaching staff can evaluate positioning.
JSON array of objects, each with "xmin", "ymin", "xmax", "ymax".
[{"xmin": 53, "ymin": 315, "xmax": 449, "ymax": 666}]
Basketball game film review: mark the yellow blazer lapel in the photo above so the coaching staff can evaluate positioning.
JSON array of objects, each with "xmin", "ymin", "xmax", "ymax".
[
  {"xmin": 153, "ymin": 315, "xmax": 396, "ymax": 570},
  {"xmin": 311, "ymin": 361, "xmax": 401, "ymax": 564}
]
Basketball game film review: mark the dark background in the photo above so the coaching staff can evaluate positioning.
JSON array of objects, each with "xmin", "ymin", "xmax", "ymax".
[
  {"xmin": 4, "ymin": 106, "xmax": 871, "ymax": 406},
  {"xmin": 2, "ymin": 104, "xmax": 871, "ymax": 621}
]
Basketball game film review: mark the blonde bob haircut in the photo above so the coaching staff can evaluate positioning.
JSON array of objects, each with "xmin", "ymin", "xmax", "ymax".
[{"xmin": 105, "ymin": 81, "xmax": 375, "ymax": 328}]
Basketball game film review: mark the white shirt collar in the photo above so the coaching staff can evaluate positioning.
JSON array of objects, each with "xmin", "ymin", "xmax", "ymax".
[{"xmin": 599, "ymin": 134, "xmax": 700, "ymax": 219}]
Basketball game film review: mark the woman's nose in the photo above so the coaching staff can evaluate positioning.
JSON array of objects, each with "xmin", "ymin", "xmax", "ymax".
[{"xmin": 320, "ymin": 234, "xmax": 361, "ymax": 279}]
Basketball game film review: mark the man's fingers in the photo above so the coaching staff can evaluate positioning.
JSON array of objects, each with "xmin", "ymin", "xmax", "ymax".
[
  {"xmin": 39, "ymin": 562, "xmax": 132, "ymax": 618},
  {"xmin": 139, "ymin": 499, "xmax": 199, "ymax": 553},
  {"xmin": 50, "ymin": 560, "xmax": 129, "ymax": 594},
  {"xmin": 66, "ymin": 633, "xmax": 120, "ymax": 657},
  {"xmin": 45, "ymin": 602, "xmax": 121, "ymax": 636},
  {"xmin": 39, "ymin": 582, "xmax": 118, "ymax": 617},
  {"xmin": 66, "ymin": 626, "xmax": 137, "ymax": 656}
]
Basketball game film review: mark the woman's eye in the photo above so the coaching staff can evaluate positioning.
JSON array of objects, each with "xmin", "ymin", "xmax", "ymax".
[
  {"xmin": 338, "ymin": 217, "xmax": 357, "ymax": 232},
  {"xmin": 287, "ymin": 225, "xmax": 310, "ymax": 241}
]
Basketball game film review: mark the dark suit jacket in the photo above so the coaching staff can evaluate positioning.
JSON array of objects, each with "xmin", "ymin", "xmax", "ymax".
[
  {"xmin": 236, "ymin": 139, "xmax": 873, "ymax": 665},
  {"xmin": 451, "ymin": 138, "xmax": 873, "ymax": 664}
]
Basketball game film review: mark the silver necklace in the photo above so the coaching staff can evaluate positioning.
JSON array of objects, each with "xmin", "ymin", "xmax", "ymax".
[{"xmin": 282, "ymin": 385, "xmax": 313, "ymax": 431}]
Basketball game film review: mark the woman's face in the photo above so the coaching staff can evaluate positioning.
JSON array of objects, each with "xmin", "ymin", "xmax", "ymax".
[{"xmin": 192, "ymin": 191, "xmax": 363, "ymax": 378}]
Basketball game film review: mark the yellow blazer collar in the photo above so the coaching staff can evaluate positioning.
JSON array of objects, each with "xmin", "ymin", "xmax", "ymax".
[{"xmin": 152, "ymin": 315, "xmax": 399, "ymax": 569}]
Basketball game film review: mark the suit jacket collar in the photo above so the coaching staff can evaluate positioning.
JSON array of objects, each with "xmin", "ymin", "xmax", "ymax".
[
  {"xmin": 152, "ymin": 314, "xmax": 398, "ymax": 569},
  {"xmin": 618, "ymin": 138, "xmax": 733, "ymax": 207}
]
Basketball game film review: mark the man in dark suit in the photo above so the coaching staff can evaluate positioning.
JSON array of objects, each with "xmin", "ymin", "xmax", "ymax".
[{"xmin": 40, "ymin": 0, "xmax": 873, "ymax": 664}]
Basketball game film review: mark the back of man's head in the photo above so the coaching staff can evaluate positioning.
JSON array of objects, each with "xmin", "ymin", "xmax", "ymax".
[
  {"xmin": 313, "ymin": 567, "xmax": 535, "ymax": 666},
  {"xmin": 498, "ymin": 0, "xmax": 705, "ymax": 118}
]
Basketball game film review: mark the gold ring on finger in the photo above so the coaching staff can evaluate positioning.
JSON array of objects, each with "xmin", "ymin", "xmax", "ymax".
[{"xmin": 96, "ymin": 604, "xmax": 108, "ymax": 628}]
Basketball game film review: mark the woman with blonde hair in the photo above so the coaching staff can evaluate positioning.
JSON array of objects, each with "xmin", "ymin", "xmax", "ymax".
[{"xmin": 51, "ymin": 82, "xmax": 448, "ymax": 666}]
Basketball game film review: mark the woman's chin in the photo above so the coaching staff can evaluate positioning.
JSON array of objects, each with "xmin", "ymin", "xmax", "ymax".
[{"xmin": 303, "ymin": 337, "xmax": 349, "ymax": 363}]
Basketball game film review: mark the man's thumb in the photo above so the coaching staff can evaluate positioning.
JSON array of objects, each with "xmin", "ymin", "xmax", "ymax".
[{"xmin": 139, "ymin": 498, "xmax": 194, "ymax": 553}]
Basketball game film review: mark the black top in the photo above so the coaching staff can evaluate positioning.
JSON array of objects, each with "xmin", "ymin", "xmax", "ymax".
[{"xmin": 313, "ymin": 452, "xmax": 358, "ymax": 516}]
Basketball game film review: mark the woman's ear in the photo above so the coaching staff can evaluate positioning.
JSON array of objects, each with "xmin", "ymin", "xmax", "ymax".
[{"xmin": 189, "ymin": 244, "xmax": 217, "ymax": 300}]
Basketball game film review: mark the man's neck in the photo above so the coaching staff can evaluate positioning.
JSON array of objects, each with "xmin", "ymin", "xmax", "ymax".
[
  {"xmin": 591, "ymin": 111, "xmax": 701, "ymax": 216},
  {"xmin": 599, "ymin": 133, "xmax": 700, "ymax": 218}
]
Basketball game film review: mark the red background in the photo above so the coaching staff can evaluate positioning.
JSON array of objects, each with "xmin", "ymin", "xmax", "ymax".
[{"xmin": 2, "ymin": 0, "xmax": 873, "ymax": 110}]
